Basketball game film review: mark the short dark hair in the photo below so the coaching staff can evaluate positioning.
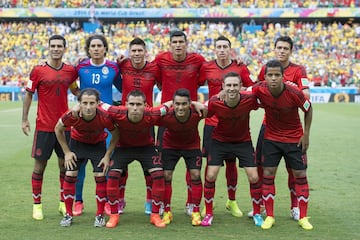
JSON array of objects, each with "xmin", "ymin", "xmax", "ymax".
[
  {"xmin": 78, "ymin": 88, "xmax": 100, "ymax": 102},
  {"xmin": 215, "ymin": 35, "xmax": 231, "ymax": 48},
  {"xmin": 274, "ymin": 36, "xmax": 293, "ymax": 50},
  {"xmin": 170, "ymin": 30, "xmax": 187, "ymax": 42},
  {"xmin": 129, "ymin": 37, "xmax": 146, "ymax": 48},
  {"xmin": 173, "ymin": 88, "xmax": 191, "ymax": 102},
  {"xmin": 223, "ymin": 71, "xmax": 241, "ymax": 82},
  {"xmin": 85, "ymin": 34, "xmax": 108, "ymax": 58},
  {"xmin": 49, "ymin": 35, "xmax": 66, "ymax": 48},
  {"xmin": 265, "ymin": 60, "xmax": 284, "ymax": 74},
  {"xmin": 127, "ymin": 89, "xmax": 146, "ymax": 102}
]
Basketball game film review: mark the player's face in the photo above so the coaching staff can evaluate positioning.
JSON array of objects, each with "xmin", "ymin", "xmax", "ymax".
[
  {"xmin": 129, "ymin": 44, "xmax": 146, "ymax": 65},
  {"xmin": 215, "ymin": 40, "xmax": 231, "ymax": 61},
  {"xmin": 173, "ymin": 96, "xmax": 190, "ymax": 118},
  {"xmin": 274, "ymin": 41, "xmax": 292, "ymax": 63},
  {"xmin": 49, "ymin": 39, "xmax": 65, "ymax": 60},
  {"xmin": 79, "ymin": 94, "xmax": 98, "ymax": 121},
  {"xmin": 126, "ymin": 96, "xmax": 145, "ymax": 122},
  {"xmin": 170, "ymin": 36, "xmax": 187, "ymax": 58},
  {"xmin": 88, "ymin": 39, "xmax": 106, "ymax": 60},
  {"xmin": 265, "ymin": 67, "xmax": 284, "ymax": 90},
  {"xmin": 223, "ymin": 76, "xmax": 241, "ymax": 100}
]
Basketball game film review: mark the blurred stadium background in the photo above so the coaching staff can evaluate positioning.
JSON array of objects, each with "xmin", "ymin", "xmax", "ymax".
[{"xmin": 0, "ymin": 0, "xmax": 359, "ymax": 103}]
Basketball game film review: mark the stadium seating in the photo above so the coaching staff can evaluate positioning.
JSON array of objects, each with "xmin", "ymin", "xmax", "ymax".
[{"xmin": 0, "ymin": 20, "xmax": 359, "ymax": 87}]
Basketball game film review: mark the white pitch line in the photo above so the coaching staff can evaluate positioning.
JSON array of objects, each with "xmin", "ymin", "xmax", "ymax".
[{"xmin": 0, "ymin": 108, "xmax": 22, "ymax": 113}]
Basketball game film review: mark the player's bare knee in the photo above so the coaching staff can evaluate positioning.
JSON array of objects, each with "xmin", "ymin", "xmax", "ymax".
[
  {"xmin": 33, "ymin": 159, "xmax": 47, "ymax": 173},
  {"xmin": 189, "ymin": 170, "xmax": 201, "ymax": 181},
  {"xmin": 247, "ymin": 175, "xmax": 259, "ymax": 184},
  {"xmin": 292, "ymin": 169, "xmax": 307, "ymax": 178},
  {"xmin": 205, "ymin": 173, "xmax": 217, "ymax": 182}
]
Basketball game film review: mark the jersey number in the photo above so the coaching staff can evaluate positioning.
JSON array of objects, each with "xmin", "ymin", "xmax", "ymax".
[
  {"xmin": 152, "ymin": 155, "xmax": 162, "ymax": 166},
  {"xmin": 196, "ymin": 156, "xmax": 202, "ymax": 167},
  {"xmin": 92, "ymin": 73, "xmax": 101, "ymax": 84}
]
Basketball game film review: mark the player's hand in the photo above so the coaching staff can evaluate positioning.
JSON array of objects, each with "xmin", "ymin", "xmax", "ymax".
[
  {"xmin": 64, "ymin": 152, "xmax": 77, "ymax": 170},
  {"xmin": 116, "ymin": 54, "xmax": 127, "ymax": 65},
  {"xmin": 22, "ymin": 120, "xmax": 31, "ymax": 136},
  {"xmin": 285, "ymin": 81, "xmax": 298, "ymax": 87},
  {"xmin": 71, "ymin": 103, "xmax": 81, "ymax": 118},
  {"xmin": 298, "ymin": 133, "xmax": 309, "ymax": 153},
  {"xmin": 216, "ymin": 89, "xmax": 226, "ymax": 101},
  {"xmin": 232, "ymin": 56, "xmax": 244, "ymax": 65},
  {"xmin": 162, "ymin": 100, "xmax": 173, "ymax": 109},
  {"xmin": 191, "ymin": 101, "xmax": 207, "ymax": 118},
  {"xmin": 73, "ymin": 57, "xmax": 87, "ymax": 67},
  {"xmin": 37, "ymin": 59, "xmax": 47, "ymax": 66},
  {"xmin": 98, "ymin": 157, "xmax": 110, "ymax": 175}
]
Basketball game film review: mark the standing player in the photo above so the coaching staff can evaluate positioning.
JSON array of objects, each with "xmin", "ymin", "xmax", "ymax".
[
  {"xmin": 249, "ymin": 36, "xmax": 310, "ymax": 220},
  {"xmin": 73, "ymin": 34, "xmax": 122, "ymax": 216},
  {"xmin": 119, "ymin": 37, "xmax": 160, "ymax": 106},
  {"xmin": 252, "ymin": 60, "xmax": 313, "ymax": 230},
  {"xmin": 201, "ymin": 72, "xmax": 262, "ymax": 227},
  {"xmin": 54, "ymin": 88, "xmax": 119, "ymax": 227},
  {"xmin": 199, "ymin": 35, "xmax": 255, "ymax": 217},
  {"xmin": 154, "ymin": 30, "xmax": 206, "ymax": 215},
  {"xmin": 21, "ymin": 35, "xmax": 78, "ymax": 220},
  {"xmin": 117, "ymin": 37, "xmax": 161, "ymax": 215},
  {"xmin": 104, "ymin": 90, "xmax": 171, "ymax": 228},
  {"xmin": 158, "ymin": 89, "xmax": 204, "ymax": 226}
]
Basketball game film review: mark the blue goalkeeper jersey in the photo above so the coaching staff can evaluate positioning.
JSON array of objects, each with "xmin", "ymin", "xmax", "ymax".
[{"xmin": 76, "ymin": 59, "xmax": 122, "ymax": 104}]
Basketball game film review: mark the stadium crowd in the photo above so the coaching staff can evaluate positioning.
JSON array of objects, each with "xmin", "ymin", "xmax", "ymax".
[
  {"xmin": 0, "ymin": 0, "xmax": 359, "ymax": 8},
  {"xmin": 0, "ymin": 19, "xmax": 359, "ymax": 87}
]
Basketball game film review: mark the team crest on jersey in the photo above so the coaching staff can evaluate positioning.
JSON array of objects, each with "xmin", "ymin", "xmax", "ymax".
[
  {"xmin": 26, "ymin": 80, "xmax": 33, "ymax": 89},
  {"xmin": 101, "ymin": 103, "xmax": 111, "ymax": 111},
  {"xmin": 102, "ymin": 66, "xmax": 109, "ymax": 75},
  {"xmin": 303, "ymin": 100, "xmax": 311, "ymax": 111},
  {"xmin": 301, "ymin": 78, "xmax": 309, "ymax": 86},
  {"xmin": 160, "ymin": 106, "xmax": 167, "ymax": 116}
]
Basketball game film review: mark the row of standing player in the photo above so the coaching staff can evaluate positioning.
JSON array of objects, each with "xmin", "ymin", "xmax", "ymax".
[{"xmin": 22, "ymin": 31, "xmax": 313, "ymax": 230}]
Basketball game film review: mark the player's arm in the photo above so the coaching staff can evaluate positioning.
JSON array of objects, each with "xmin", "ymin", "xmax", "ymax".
[
  {"xmin": 191, "ymin": 101, "xmax": 207, "ymax": 118},
  {"xmin": 22, "ymin": 91, "xmax": 33, "ymax": 136},
  {"xmin": 256, "ymin": 66, "xmax": 265, "ymax": 83},
  {"xmin": 298, "ymin": 105, "xmax": 313, "ymax": 153},
  {"xmin": 73, "ymin": 56, "xmax": 88, "ymax": 67},
  {"xmin": 302, "ymin": 89, "xmax": 310, "ymax": 99},
  {"xmin": 162, "ymin": 100, "xmax": 173, "ymax": 109},
  {"xmin": 98, "ymin": 126, "xmax": 119, "ymax": 175},
  {"xmin": 69, "ymin": 81, "xmax": 80, "ymax": 97},
  {"xmin": 294, "ymin": 67, "xmax": 310, "ymax": 99},
  {"xmin": 116, "ymin": 54, "xmax": 127, "ymax": 65},
  {"xmin": 113, "ymin": 74, "xmax": 122, "ymax": 93},
  {"xmin": 54, "ymin": 119, "xmax": 77, "ymax": 170}
]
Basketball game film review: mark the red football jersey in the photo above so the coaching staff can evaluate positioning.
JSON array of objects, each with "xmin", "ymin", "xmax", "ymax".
[
  {"xmin": 154, "ymin": 51, "xmax": 205, "ymax": 103},
  {"xmin": 257, "ymin": 62, "xmax": 309, "ymax": 90},
  {"xmin": 158, "ymin": 106, "xmax": 202, "ymax": 150},
  {"xmin": 119, "ymin": 59, "xmax": 160, "ymax": 106},
  {"xmin": 26, "ymin": 63, "xmax": 78, "ymax": 131},
  {"xmin": 60, "ymin": 107, "xmax": 115, "ymax": 144},
  {"xmin": 199, "ymin": 60, "xmax": 255, "ymax": 126},
  {"xmin": 207, "ymin": 92, "xmax": 259, "ymax": 143},
  {"xmin": 252, "ymin": 82, "xmax": 312, "ymax": 143},
  {"xmin": 103, "ymin": 104, "xmax": 167, "ymax": 147}
]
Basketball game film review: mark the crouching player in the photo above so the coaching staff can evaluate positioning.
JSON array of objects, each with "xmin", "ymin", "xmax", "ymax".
[
  {"xmin": 104, "ymin": 90, "xmax": 171, "ymax": 228},
  {"xmin": 158, "ymin": 88, "xmax": 205, "ymax": 226},
  {"xmin": 55, "ymin": 88, "xmax": 119, "ymax": 227}
]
